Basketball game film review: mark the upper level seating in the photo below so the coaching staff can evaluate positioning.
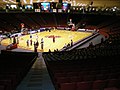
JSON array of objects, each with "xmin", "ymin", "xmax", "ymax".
[
  {"xmin": 55, "ymin": 13, "xmax": 68, "ymax": 26},
  {"xmin": 0, "ymin": 13, "xmax": 69, "ymax": 32},
  {"xmin": 0, "ymin": 13, "xmax": 22, "ymax": 32},
  {"xmin": 0, "ymin": 13, "xmax": 120, "ymax": 33},
  {"xmin": 14, "ymin": 13, "xmax": 39, "ymax": 29},
  {"xmin": 0, "ymin": 50, "xmax": 38, "ymax": 90}
]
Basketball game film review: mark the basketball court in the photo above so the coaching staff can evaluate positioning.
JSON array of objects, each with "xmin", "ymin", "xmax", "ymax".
[{"xmin": 1, "ymin": 30, "xmax": 93, "ymax": 52}]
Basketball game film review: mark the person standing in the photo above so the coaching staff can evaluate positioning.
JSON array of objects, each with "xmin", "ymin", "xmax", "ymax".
[
  {"xmin": 0, "ymin": 36, "xmax": 2, "ymax": 45},
  {"xmin": 53, "ymin": 35, "xmax": 55, "ymax": 43},
  {"xmin": 34, "ymin": 42, "xmax": 37, "ymax": 52},
  {"xmin": 71, "ymin": 39, "xmax": 73, "ymax": 46},
  {"xmin": 41, "ymin": 43, "xmax": 43, "ymax": 49},
  {"xmin": 49, "ymin": 29, "xmax": 51, "ymax": 32},
  {"xmin": 30, "ymin": 39, "xmax": 32, "ymax": 46},
  {"xmin": 36, "ymin": 34, "xmax": 38, "ymax": 41},
  {"xmin": 41, "ymin": 38, "xmax": 44, "ymax": 44},
  {"xmin": 63, "ymin": 43, "xmax": 67, "ymax": 48},
  {"xmin": 40, "ymin": 38, "xmax": 44, "ymax": 49},
  {"xmin": 10, "ymin": 36, "xmax": 12, "ymax": 43},
  {"xmin": 101, "ymin": 37, "xmax": 104, "ymax": 43},
  {"xmin": 26, "ymin": 40, "xmax": 29, "ymax": 47},
  {"xmin": 8, "ymin": 33, "xmax": 12, "ymax": 43},
  {"xmin": 17, "ymin": 36, "xmax": 19, "ymax": 44},
  {"xmin": 30, "ymin": 34, "xmax": 32, "ymax": 39},
  {"xmin": 36, "ymin": 40, "xmax": 39, "ymax": 48},
  {"xmin": 13, "ymin": 36, "xmax": 16, "ymax": 44}
]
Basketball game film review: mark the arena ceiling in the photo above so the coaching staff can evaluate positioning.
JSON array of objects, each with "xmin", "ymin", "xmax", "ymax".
[{"xmin": 0, "ymin": 0, "xmax": 120, "ymax": 8}]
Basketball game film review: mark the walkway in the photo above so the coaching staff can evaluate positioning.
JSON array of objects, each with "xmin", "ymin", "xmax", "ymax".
[
  {"xmin": 16, "ymin": 52, "xmax": 55, "ymax": 90},
  {"xmin": 77, "ymin": 34, "xmax": 106, "ymax": 49}
]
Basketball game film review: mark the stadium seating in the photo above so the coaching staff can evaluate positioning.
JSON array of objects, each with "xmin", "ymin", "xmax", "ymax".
[
  {"xmin": 0, "ymin": 12, "xmax": 120, "ymax": 90},
  {"xmin": 42, "ymin": 19, "xmax": 120, "ymax": 89},
  {"xmin": 0, "ymin": 50, "xmax": 38, "ymax": 90}
]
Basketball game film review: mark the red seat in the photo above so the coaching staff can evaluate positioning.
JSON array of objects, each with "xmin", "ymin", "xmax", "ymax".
[
  {"xmin": 92, "ymin": 80, "xmax": 107, "ymax": 90},
  {"xmin": 104, "ymin": 87, "xmax": 119, "ymax": 90},
  {"xmin": 107, "ymin": 79, "xmax": 118, "ymax": 88},
  {"xmin": 56, "ymin": 77, "xmax": 70, "ymax": 85},
  {"xmin": 83, "ymin": 75, "xmax": 95, "ymax": 81},
  {"xmin": 0, "ymin": 80, "xmax": 13, "ymax": 90},
  {"xmin": 67, "ymin": 72, "xmax": 78, "ymax": 77},
  {"xmin": 59, "ymin": 82, "xmax": 76, "ymax": 90},
  {"xmin": 70, "ymin": 76, "xmax": 83, "ymax": 82},
  {"xmin": 95, "ymin": 74, "xmax": 107, "ymax": 80},
  {"xmin": 0, "ymin": 85, "xmax": 5, "ymax": 90},
  {"xmin": 54, "ymin": 73, "xmax": 66, "ymax": 79},
  {"xmin": 76, "ymin": 81, "xmax": 92, "ymax": 90},
  {"xmin": 0, "ymin": 74, "xmax": 17, "ymax": 87},
  {"xmin": 108, "ymin": 73, "xmax": 118, "ymax": 79}
]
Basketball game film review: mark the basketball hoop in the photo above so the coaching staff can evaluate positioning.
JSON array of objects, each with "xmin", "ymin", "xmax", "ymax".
[
  {"xmin": 70, "ymin": 19, "xmax": 72, "ymax": 22},
  {"xmin": 21, "ymin": 23, "xmax": 24, "ymax": 28},
  {"xmin": 53, "ymin": 27, "xmax": 56, "ymax": 30}
]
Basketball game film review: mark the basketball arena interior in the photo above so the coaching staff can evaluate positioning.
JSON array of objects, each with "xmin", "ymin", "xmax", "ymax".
[{"xmin": 0, "ymin": 0, "xmax": 120, "ymax": 90}]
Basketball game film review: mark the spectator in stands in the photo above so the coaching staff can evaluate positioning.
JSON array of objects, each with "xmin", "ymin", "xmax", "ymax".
[
  {"xmin": 89, "ymin": 42, "xmax": 94, "ymax": 47},
  {"xmin": 67, "ymin": 43, "xmax": 70, "ymax": 47},
  {"xmin": 101, "ymin": 37, "xmax": 104, "ymax": 43},
  {"xmin": 63, "ymin": 43, "xmax": 67, "ymax": 48},
  {"xmin": 48, "ymin": 49, "xmax": 51, "ymax": 52},
  {"xmin": 54, "ymin": 49, "xmax": 56, "ymax": 52},
  {"xmin": 56, "ymin": 49, "xmax": 59, "ymax": 52}
]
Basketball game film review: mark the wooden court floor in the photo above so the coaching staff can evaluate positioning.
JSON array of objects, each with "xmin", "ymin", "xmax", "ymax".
[{"xmin": 1, "ymin": 30, "xmax": 92, "ymax": 52}]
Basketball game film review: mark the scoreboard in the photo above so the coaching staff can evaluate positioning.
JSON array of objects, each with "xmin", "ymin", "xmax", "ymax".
[{"xmin": 33, "ymin": 2, "xmax": 71, "ymax": 13}]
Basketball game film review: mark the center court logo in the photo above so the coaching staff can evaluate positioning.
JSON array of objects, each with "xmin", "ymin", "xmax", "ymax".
[{"xmin": 45, "ymin": 35, "xmax": 61, "ymax": 38}]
